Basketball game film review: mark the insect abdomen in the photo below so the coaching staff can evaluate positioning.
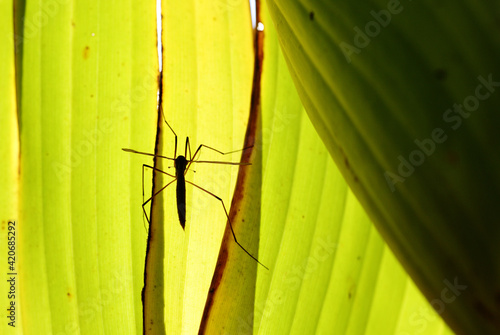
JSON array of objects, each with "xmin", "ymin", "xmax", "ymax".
[{"xmin": 176, "ymin": 173, "xmax": 186, "ymax": 229}]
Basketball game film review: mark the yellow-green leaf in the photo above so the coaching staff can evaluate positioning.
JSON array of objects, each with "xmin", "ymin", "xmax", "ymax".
[
  {"xmin": 265, "ymin": 0, "xmax": 500, "ymax": 333},
  {"xmin": 149, "ymin": 1, "xmax": 255, "ymax": 334},
  {"xmin": 6, "ymin": 0, "xmax": 464, "ymax": 334},
  {"xmin": 1, "ymin": 0, "xmax": 20, "ymax": 333},
  {"xmin": 16, "ymin": 1, "xmax": 157, "ymax": 334}
]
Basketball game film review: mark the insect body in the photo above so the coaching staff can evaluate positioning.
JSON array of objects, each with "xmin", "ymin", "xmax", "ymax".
[
  {"xmin": 174, "ymin": 155, "xmax": 187, "ymax": 228},
  {"xmin": 123, "ymin": 111, "xmax": 268, "ymax": 269}
]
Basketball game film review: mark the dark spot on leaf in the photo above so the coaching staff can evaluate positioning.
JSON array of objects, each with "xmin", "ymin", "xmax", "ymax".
[
  {"xmin": 309, "ymin": 12, "xmax": 314, "ymax": 21},
  {"xmin": 446, "ymin": 150, "xmax": 460, "ymax": 165},
  {"xmin": 83, "ymin": 46, "xmax": 90, "ymax": 59},
  {"xmin": 348, "ymin": 284, "xmax": 355, "ymax": 300},
  {"xmin": 475, "ymin": 301, "xmax": 497, "ymax": 324},
  {"xmin": 340, "ymin": 147, "xmax": 359, "ymax": 182},
  {"xmin": 434, "ymin": 68, "xmax": 447, "ymax": 81}
]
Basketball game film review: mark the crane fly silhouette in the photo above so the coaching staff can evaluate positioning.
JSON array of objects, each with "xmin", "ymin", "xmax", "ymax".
[{"xmin": 123, "ymin": 109, "xmax": 268, "ymax": 270}]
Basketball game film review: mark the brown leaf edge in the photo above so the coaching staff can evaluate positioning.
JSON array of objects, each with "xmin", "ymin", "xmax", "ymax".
[{"xmin": 198, "ymin": 1, "xmax": 264, "ymax": 333}]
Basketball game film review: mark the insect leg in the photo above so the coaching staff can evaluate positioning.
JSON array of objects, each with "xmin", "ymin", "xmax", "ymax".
[
  {"xmin": 186, "ymin": 144, "xmax": 253, "ymax": 172},
  {"xmin": 142, "ymin": 164, "xmax": 176, "ymax": 228},
  {"xmin": 185, "ymin": 180, "xmax": 268, "ymax": 270},
  {"xmin": 160, "ymin": 105, "xmax": 177, "ymax": 159}
]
